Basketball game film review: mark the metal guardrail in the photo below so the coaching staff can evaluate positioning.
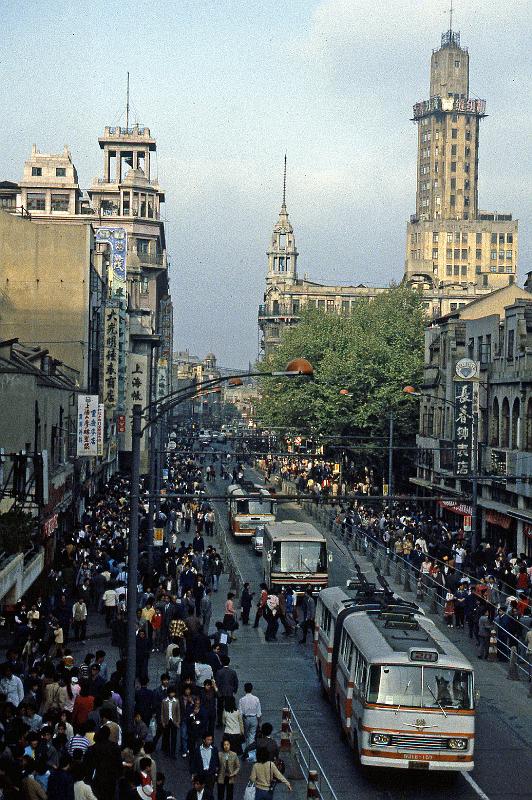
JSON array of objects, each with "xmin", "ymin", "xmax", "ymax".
[
  {"xmin": 284, "ymin": 695, "xmax": 340, "ymax": 800},
  {"xmin": 297, "ymin": 497, "xmax": 532, "ymax": 683}
]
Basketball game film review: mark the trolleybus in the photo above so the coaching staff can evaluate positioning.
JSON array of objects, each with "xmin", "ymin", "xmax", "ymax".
[
  {"xmin": 315, "ymin": 585, "xmax": 475, "ymax": 771},
  {"xmin": 262, "ymin": 521, "xmax": 329, "ymax": 595},
  {"xmin": 227, "ymin": 482, "xmax": 276, "ymax": 538}
]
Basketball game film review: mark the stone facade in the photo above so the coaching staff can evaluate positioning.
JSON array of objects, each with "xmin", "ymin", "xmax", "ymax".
[{"xmin": 412, "ymin": 281, "xmax": 532, "ymax": 555}]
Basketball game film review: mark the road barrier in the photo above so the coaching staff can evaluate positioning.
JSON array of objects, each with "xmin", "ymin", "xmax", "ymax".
[
  {"xmin": 280, "ymin": 706, "xmax": 292, "ymax": 752},
  {"xmin": 283, "ymin": 696, "xmax": 340, "ymax": 800}
]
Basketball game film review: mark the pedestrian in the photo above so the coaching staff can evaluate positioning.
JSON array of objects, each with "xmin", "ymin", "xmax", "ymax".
[
  {"xmin": 200, "ymin": 589, "xmax": 213, "ymax": 634},
  {"xmin": 444, "ymin": 591, "xmax": 455, "ymax": 627},
  {"xmin": 240, "ymin": 583, "xmax": 253, "ymax": 626},
  {"xmin": 217, "ymin": 739, "xmax": 240, "ymax": 800},
  {"xmin": 478, "ymin": 608, "xmax": 491, "ymax": 659},
  {"xmin": 221, "ymin": 697, "xmax": 244, "ymax": 755},
  {"xmin": 238, "ymin": 682, "xmax": 261, "ymax": 758},
  {"xmin": 72, "ymin": 599, "xmax": 88, "ymax": 643},
  {"xmin": 160, "ymin": 685, "xmax": 181, "ymax": 758},
  {"xmin": 250, "ymin": 748, "xmax": 292, "ymax": 800},
  {"xmin": 253, "ymin": 584, "xmax": 268, "ymax": 628},
  {"xmin": 190, "ymin": 733, "xmax": 219, "ymax": 790},
  {"xmin": 298, "ymin": 590, "xmax": 315, "ymax": 644},
  {"xmin": 215, "ymin": 657, "xmax": 238, "ymax": 728}
]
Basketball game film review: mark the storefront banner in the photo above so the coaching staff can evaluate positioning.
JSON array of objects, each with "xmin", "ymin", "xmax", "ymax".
[
  {"xmin": 97, "ymin": 404, "xmax": 105, "ymax": 457},
  {"xmin": 454, "ymin": 381, "xmax": 473, "ymax": 476},
  {"xmin": 76, "ymin": 395, "xmax": 99, "ymax": 456},
  {"xmin": 437, "ymin": 499, "xmax": 473, "ymax": 516}
]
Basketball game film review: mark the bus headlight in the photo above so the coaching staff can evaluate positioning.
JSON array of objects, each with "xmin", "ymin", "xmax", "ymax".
[
  {"xmin": 447, "ymin": 738, "xmax": 467, "ymax": 750},
  {"xmin": 370, "ymin": 733, "xmax": 391, "ymax": 746}
]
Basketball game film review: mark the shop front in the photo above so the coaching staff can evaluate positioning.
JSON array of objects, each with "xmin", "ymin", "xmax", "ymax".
[
  {"xmin": 436, "ymin": 499, "xmax": 473, "ymax": 533},
  {"xmin": 483, "ymin": 509, "xmax": 516, "ymax": 552}
]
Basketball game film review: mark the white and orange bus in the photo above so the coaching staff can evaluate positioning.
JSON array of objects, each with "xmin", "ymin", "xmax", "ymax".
[
  {"xmin": 315, "ymin": 586, "xmax": 475, "ymax": 772},
  {"xmin": 227, "ymin": 482, "xmax": 276, "ymax": 538}
]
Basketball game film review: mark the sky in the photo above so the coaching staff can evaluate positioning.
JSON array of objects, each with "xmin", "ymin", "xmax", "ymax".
[{"xmin": 1, "ymin": 0, "xmax": 530, "ymax": 368}]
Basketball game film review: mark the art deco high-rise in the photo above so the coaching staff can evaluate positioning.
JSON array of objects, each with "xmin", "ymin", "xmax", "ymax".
[{"xmin": 405, "ymin": 28, "xmax": 518, "ymax": 292}]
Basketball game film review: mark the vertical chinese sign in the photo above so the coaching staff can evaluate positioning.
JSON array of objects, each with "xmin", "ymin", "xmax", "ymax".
[
  {"xmin": 76, "ymin": 395, "xmax": 99, "ymax": 457},
  {"xmin": 124, "ymin": 355, "xmax": 148, "ymax": 450},
  {"xmin": 454, "ymin": 382, "xmax": 474, "ymax": 476},
  {"xmin": 103, "ymin": 307, "xmax": 120, "ymax": 410},
  {"xmin": 97, "ymin": 404, "xmax": 105, "ymax": 456}
]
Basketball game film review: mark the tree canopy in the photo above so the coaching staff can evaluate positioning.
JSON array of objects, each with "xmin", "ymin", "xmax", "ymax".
[{"xmin": 256, "ymin": 285, "xmax": 424, "ymax": 451}]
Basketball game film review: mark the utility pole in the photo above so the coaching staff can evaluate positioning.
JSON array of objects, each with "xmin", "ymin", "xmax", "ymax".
[
  {"xmin": 388, "ymin": 411, "xmax": 394, "ymax": 515},
  {"xmin": 124, "ymin": 403, "xmax": 141, "ymax": 733}
]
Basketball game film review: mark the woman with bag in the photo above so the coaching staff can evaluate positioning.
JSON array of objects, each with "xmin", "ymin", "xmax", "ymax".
[
  {"xmin": 217, "ymin": 738, "xmax": 240, "ymax": 800},
  {"xmin": 249, "ymin": 748, "xmax": 291, "ymax": 800},
  {"xmin": 221, "ymin": 697, "xmax": 243, "ymax": 755}
]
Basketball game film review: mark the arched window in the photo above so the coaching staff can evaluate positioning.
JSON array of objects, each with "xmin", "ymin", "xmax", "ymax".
[
  {"xmin": 490, "ymin": 397, "xmax": 499, "ymax": 446},
  {"xmin": 526, "ymin": 397, "xmax": 532, "ymax": 451},
  {"xmin": 501, "ymin": 397, "xmax": 510, "ymax": 448},
  {"xmin": 511, "ymin": 398, "xmax": 520, "ymax": 450}
]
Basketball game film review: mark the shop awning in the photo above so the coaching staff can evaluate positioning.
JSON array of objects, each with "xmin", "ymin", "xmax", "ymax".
[
  {"xmin": 485, "ymin": 510, "xmax": 512, "ymax": 530},
  {"xmin": 437, "ymin": 499, "xmax": 472, "ymax": 516}
]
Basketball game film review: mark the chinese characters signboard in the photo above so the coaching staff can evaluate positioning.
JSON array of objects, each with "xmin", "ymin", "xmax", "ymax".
[
  {"xmin": 76, "ymin": 395, "xmax": 99, "ymax": 456},
  {"xmin": 103, "ymin": 307, "xmax": 120, "ymax": 409},
  {"xmin": 124, "ymin": 355, "xmax": 148, "ymax": 450},
  {"xmin": 454, "ymin": 382, "xmax": 473, "ymax": 476},
  {"xmin": 97, "ymin": 404, "xmax": 105, "ymax": 457},
  {"xmin": 413, "ymin": 96, "xmax": 486, "ymax": 120},
  {"xmin": 95, "ymin": 227, "xmax": 128, "ymax": 299}
]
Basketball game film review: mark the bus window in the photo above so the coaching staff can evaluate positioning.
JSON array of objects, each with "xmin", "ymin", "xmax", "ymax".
[
  {"xmin": 274, "ymin": 541, "xmax": 327, "ymax": 573},
  {"xmin": 236, "ymin": 499, "xmax": 274, "ymax": 515},
  {"xmin": 423, "ymin": 668, "xmax": 473, "ymax": 710},
  {"xmin": 340, "ymin": 631, "xmax": 354, "ymax": 670},
  {"xmin": 321, "ymin": 607, "xmax": 332, "ymax": 636},
  {"xmin": 367, "ymin": 665, "xmax": 423, "ymax": 707}
]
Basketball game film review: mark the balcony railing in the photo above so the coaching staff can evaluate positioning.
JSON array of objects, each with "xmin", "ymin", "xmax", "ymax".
[{"xmin": 258, "ymin": 304, "xmax": 301, "ymax": 320}]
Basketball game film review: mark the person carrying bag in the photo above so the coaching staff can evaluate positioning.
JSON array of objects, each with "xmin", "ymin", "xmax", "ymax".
[{"xmin": 249, "ymin": 749, "xmax": 291, "ymax": 800}]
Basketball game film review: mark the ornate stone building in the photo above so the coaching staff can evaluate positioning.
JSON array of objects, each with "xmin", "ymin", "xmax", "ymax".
[{"xmin": 258, "ymin": 26, "xmax": 520, "ymax": 356}]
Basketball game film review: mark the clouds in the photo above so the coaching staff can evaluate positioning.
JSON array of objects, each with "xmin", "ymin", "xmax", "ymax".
[{"xmin": 0, "ymin": 0, "xmax": 529, "ymax": 366}]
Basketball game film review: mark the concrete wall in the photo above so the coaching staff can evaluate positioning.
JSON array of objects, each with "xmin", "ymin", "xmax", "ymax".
[{"xmin": 0, "ymin": 210, "xmax": 91, "ymax": 382}]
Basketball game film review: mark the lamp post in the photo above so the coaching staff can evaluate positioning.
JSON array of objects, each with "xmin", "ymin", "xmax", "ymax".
[
  {"xmin": 403, "ymin": 385, "xmax": 480, "ymax": 550},
  {"xmin": 123, "ymin": 358, "xmax": 313, "ymax": 731}
]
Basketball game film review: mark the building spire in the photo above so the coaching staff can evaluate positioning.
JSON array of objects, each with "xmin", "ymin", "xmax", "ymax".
[
  {"xmin": 126, "ymin": 72, "xmax": 130, "ymax": 129},
  {"xmin": 449, "ymin": 0, "xmax": 453, "ymax": 33},
  {"xmin": 282, "ymin": 153, "xmax": 287, "ymax": 210}
]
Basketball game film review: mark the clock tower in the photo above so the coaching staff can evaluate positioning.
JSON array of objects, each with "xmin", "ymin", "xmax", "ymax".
[{"xmin": 266, "ymin": 155, "xmax": 298, "ymax": 287}]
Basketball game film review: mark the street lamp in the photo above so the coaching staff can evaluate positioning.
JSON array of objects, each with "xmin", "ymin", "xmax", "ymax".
[
  {"xmin": 403, "ymin": 385, "xmax": 479, "ymax": 551},
  {"xmin": 123, "ymin": 359, "xmax": 313, "ymax": 731}
]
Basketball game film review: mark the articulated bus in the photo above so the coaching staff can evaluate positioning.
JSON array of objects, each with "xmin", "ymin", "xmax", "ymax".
[
  {"xmin": 262, "ymin": 521, "xmax": 329, "ymax": 595},
  {"xmin": 315, "ymin": 586, "xmax": 475, "ymax": 771},
  {"xmin": 227, "ymin": 482, "xmax": 276, "ymax": 538}
]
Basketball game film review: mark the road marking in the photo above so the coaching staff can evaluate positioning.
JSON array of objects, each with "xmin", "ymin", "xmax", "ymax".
[{"xmin": 461, "ymin": 771, "xmax": 491, "ymax": 800}]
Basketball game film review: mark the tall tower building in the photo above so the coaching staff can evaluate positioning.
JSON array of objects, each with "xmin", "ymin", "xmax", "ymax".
[
  {"xmin": 405, "ymin": 26, "xmax": 518, "ymax": 296},
  {"xmin": 266, "ymin": 155, "xmax": 298, "ymax": 288}
]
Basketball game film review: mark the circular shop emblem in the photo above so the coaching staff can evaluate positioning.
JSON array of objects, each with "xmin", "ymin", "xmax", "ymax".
[{"xmin": 455, "ymin": 358, "xmax": 478, "ymax": 380}]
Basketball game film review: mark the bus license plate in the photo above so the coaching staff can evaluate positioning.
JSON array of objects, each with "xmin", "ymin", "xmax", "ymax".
[{"xmin": 405, "ymin": 754, "xmax": 431, "ymax": 766}]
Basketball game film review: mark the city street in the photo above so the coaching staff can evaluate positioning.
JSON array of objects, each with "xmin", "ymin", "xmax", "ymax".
[{"xmin": 203, "ymin": 449, "xmax": 532, "ymax": 800}]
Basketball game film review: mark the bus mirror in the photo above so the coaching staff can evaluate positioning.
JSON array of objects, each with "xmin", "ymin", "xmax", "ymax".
[
  {"xmin": 474, "ymin": 689, "xmax": 480, "ymax": 704},
  {"xmin": 267, "ymin": 552, "xmax": 272, "ymax": 562},
  {"xmin": 328, "ymin": 553, "xmax": 333, "ymax": 562}
]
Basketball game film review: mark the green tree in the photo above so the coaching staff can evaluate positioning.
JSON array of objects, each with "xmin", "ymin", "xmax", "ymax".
[{"xmin": 257, "ymin": 284, "xmax": 424, "ymax": 464}]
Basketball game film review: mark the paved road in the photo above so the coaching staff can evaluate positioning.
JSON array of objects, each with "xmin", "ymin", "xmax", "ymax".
[{"xmin": 206, "ymin": 450, "xmax": 532, "ymax": 800}]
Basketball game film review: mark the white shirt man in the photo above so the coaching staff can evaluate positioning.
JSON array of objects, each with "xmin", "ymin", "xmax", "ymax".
[{"xmin": 239, "ymin": 683, "xmax": 262, "ymax": 756}]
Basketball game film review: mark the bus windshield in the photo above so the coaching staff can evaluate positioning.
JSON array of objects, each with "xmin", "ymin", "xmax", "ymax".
[
  {"xmin": 235, "ymin": 499, "xmax": 274, "ymax": 516},
  {"xmin": 273, "ymin": 541, "xmax": 327, "ymax": 573},
  {"xmin": 367, "ymin": 665, "xmax": 473, "ymax": 710}
]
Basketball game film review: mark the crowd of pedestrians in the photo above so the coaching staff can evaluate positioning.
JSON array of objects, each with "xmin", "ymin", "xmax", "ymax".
[{"xmin": 0, "ymin": 445, "xmax": 292, "ymax": 800}]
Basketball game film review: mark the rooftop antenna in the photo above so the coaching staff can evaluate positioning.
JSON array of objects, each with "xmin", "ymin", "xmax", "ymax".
[
  {"xmin": 282, "ymin": 153, "xmax": 287, "ymax": 209},
  {"xmin": 449, "ymin": 0, "xmax": 453, "ymax": 31},
  {"xmin": 126, "ymin": 72, "xmax": 130, "ymax": 129}
]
